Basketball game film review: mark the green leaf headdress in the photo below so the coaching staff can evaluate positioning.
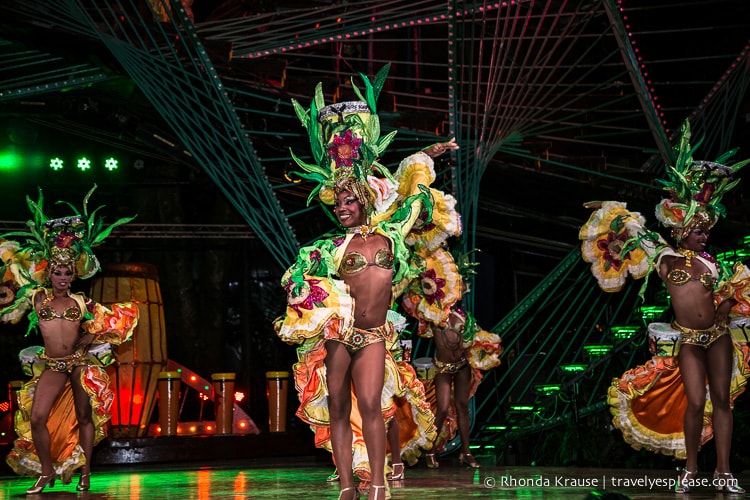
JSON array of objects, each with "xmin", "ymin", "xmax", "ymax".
[
  {"xmin": 2, "ymin": 184, "xmax": 136, "ymax": 282},
  {"xmin": 289, "ymin": 63, "xmax": 398, "ymax": 214},
  {"xmin": 654, "ymin": 121, "xmax": 749, "ymax": 241}
]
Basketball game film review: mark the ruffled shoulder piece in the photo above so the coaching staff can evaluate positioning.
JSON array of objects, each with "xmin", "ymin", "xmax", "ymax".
[
  {"xmin": 281, "ymin": 237, "xmax": 340, "ymax": 296},
  {"xmin": 579, "ymin": 201, "xmax": 667, "ymax": 293},
  {"xmin": 0, "ymin": 240, "xmax": 39, "ymax": 325},
  {"xmin": 715, "ymin": 262, "xmax": 750, "ymax": 317},
  {"xmin": 83, "ymin": 301, "xmax": 138, "ymax": 345}
]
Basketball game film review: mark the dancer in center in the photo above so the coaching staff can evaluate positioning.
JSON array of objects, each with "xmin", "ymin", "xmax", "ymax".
[{"xmin": 275, "ymin": 64, "xmax": 461, "ymax": 499}]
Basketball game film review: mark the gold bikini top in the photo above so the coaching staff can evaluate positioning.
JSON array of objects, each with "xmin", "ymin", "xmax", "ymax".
[
  {"xmin": 665, "ymin": 248, "xmax": 717, "ymax": 290},
  {"xmin": 666, "ymin": 268, "xmax": 716, "ymax": 290},
  {"xmin": 38, "ymin": 292, "xmax": 82, "ymax": 322},
  {"xmin": 339, "ymin": 248, "xmax": 394, "ymax": 275}
]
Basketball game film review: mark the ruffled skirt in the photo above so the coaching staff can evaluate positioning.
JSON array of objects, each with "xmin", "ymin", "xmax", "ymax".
[
  {"xmin": 5, "ymin": 353, "xmax": 115, "ymax": 484},
  {"xmin": 608, "ymin": 335, "xmax": 750, "ymax": 459}
]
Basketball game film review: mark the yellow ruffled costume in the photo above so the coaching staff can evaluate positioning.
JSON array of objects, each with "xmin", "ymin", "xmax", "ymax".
[{"xmin": 5, "ymin": 291, "xmax": 138, "ymax": 483}]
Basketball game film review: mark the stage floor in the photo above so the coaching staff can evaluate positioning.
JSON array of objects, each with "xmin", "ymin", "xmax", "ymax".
[{"xmin": 0, "ymin": 456, "xmax": 744, "ymax": 499}]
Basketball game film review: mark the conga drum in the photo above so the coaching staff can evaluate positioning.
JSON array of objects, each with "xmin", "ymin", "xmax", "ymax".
[
  {"xmin": 413, "ymin": 357, "xmax": 436, "ymax": 381},
  {"xmin": 89, "ymin": 262, "xmax": 167, "ymax": 438},
  {"xmin": 647, "ymin": 323, "xmax": 681, "ymax": 357}
]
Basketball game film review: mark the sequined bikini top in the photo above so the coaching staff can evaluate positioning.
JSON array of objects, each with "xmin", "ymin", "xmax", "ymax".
[
  {"xmin": 665, "ymin": 248, "xmax": 718, "ymax": 290},
  {"xmin": 666, "ymin": 268, "xmax": 716, "ymax": 290},
  {"xmin": 38, "ymin": 292, "xmax": 82, "ymax": 322},
  {"xmin": 339, "ymin": 248, "xmax": 394, "ymax": 275}
]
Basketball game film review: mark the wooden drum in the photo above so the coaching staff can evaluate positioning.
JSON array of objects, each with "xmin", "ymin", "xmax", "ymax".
[{"xmin": 89, "ymin": 262, "xmax": 167, "ymax": 438}]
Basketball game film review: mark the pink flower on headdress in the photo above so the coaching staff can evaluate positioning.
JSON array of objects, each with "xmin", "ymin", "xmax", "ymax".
[
  {"xmin": 694, "ymin": 183, "xmax": 715, "ymax": 204},
  {"xmin": 310, "ymin": 250, "xmax": 321, "ymax": 263},
  {"xmin": 54, "ymin": 231, "xmax": 78, "ymax": 248},
  {"xmin": 328, "ymin": 130, "xmax": 361, "ymax": 169},
  {"xmin": 285, "ymin": 278, "xmax": 329, "ymax": 318},
  {"xmin": 420, "ymin": 268, "xmax": 446, "ymax": 305}
]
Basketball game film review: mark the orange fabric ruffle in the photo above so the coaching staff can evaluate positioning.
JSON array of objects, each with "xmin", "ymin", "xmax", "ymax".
[
  {"xmin": 292, "ymin": 330, "xmax": 436, "ymax": 480},
  {"xmin": 608, "ymin": 340, "xmax": 750, "ymax": 459}
]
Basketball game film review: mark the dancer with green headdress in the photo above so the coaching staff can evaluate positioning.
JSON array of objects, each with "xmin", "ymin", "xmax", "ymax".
[
  {"xmin": 275, "ymin": 64, "xmax": 461, "ymax": 499},
  {"xmin": 1, "ymin": 185, "xmax": 138, "ymax": 494},
  {"xmin": 580, "ymin": 121, "xmax": 750, "ymax": 494}
]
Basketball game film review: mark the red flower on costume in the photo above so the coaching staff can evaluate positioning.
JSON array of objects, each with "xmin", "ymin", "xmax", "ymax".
[
  {"xmin": 285, "ymin": 278, "xmax": 329, "ymax": 318},
  {"xmin": 328, "ymin": 130, "xmax": 362, "ymax": 169},
  {"xmin": 420, "ymin": 268, "xmax": 446, "ymax": 305},
  {"xmin": 597, "ymin": 231, "xmax": 629, "ymax": 272}
]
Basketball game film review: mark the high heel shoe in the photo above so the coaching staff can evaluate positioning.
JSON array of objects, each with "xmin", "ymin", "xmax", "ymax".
[
  {"xmin": 714, "ymin": 471, "xmax": 745, "ymax": 494},
  {"xmin": 459, "ymin": 452, "xmax": 481, "ymax": 468},
  {"xmin": 327, "ymin": 468, "xmax": 341, "ymax": 482},
  {"xmin": 371, "ymin": 484, "xmax": 391, "ymax": 499},
  {"xmin": 425, "ymin": 452, "xmax": 439, "ymax": 469},
  {"xmin": 338, "ymin": 486, "xmax": 360, "ymax": 500},
  {"xmin": 675, "ymin": 469, "xmax": 698, "ymax": 494},
  {"xmin": 76, "ymin": 472, "xmax": 91, "ymax": 491},
  {"xmin": 26, "ymin": 473, "xmax": 56, "ymax": 494},
  {"xmin": 386, "ymin": 462, "xmax": 404, "ymax": 481}
]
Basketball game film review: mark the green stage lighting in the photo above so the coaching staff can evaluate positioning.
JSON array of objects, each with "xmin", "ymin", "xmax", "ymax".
[
  {"xmin": 50, "ymin": 157, "xmax": 64, "ymax": 171},
  {"xmin": 77, "ymin": 157, "xmax": 92, "ymax": 171},
  {"xmin": 105, "ymin": 157, "xmax": 118, "ymax": 171},
  {"xmin": 0, "ymin": 148, "xmax": 22, "ymax": 172}
]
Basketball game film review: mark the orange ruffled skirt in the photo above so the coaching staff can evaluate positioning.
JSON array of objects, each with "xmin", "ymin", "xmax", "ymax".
[
  {"xmin": 608, "ymin": 339, "xmax": 750, "ymax": 459},
  {"xmin": 6, "ymin": 359, "xmax": 116, "ymax": 484},
  {"xmin": 293, "ymin": 321, "xmax": 436, "ymax": 480}
]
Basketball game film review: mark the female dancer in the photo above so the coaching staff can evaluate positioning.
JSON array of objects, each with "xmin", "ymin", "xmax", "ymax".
[
  {"xmin": 276, "ymin": 65, "xmax": 460, "ymax": 499},
  {"xmin": 580, "ymin": 121, "xmax": 750, "ymax": 494},
  {"xmin": 657, "ymin": 217, "xmax": 741, "ymax": 493},
  {"xmin": 400, "ymin": 246, "xmax": 502, "ymax": 469},
  {"xmin": 424, "ymin": 308, "xmax": 481, "ymax": 469},
  {"xmin": 2, "ymin": 187, "xmax": 137, "ymax": 493}
]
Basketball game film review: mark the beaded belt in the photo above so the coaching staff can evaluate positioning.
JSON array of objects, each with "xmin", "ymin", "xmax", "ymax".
[
  {"xmin": 671, "ymin": 322, "xmax": 727, "ymax": 348},
  {"xmin": 38, "ymin": 349, "xmax": 87, "ymax": 373},
  {"xmin": 334, "ymin": 322, "xmax": 392, "ymax": 352},
  {"xmin": 433, "ymin": 357, "xmax": 467, "ymax": 374}
]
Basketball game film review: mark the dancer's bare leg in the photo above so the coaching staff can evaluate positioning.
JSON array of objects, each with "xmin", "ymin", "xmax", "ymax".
[
  {"xmin": 677, "ymin": 344, "xmax": 708, "ymax": 473},
  {"xmin": 453, "ymin": 366, "xmax": 472, "ymax": 455},
  {"xmin": 29, "ymin": 370, "xmax": 68, "ymax": 476},
  {"xmin": 70, "ymin": 366, "xmax": 94, "ymax": 475},
  {"xmin": 351, "ymin": 341, "xmax": 386, "ymax": 499},
  {"xmin": 325, "ymin": 341, "xmax": 355, "ymax": 494},
  {"xmin": 706, "ymin": 335, "xmax": 733, "ymax": 473}
]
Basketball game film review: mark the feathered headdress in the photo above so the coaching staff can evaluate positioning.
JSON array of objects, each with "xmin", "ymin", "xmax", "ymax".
[
  {"xmin": 288, "ymin": 64, "xmax": 399, "ymax": 214},
  {"xmin": 655, "ymin": 121, "xmax": 749, "ymax": 240},
  {"xmin": 0, "ymin": 184, "xmax": 135, "ymax": 322},
  {"xmin": 4, "ymin": 184, "xmax": 135, "ymax": 280}
]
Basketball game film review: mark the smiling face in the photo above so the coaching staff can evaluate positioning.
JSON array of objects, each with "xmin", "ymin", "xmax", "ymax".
[
  {"xmin": 48, "ymin": 265, "xmax": 75, "ymax": 291},
  {"xmin": 334, "ymin": 190, "xmax": 367, "ymax": 228},
  {"xmin": 680, "ymin": 225, "xmax": 710, "ymax": 252}
]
